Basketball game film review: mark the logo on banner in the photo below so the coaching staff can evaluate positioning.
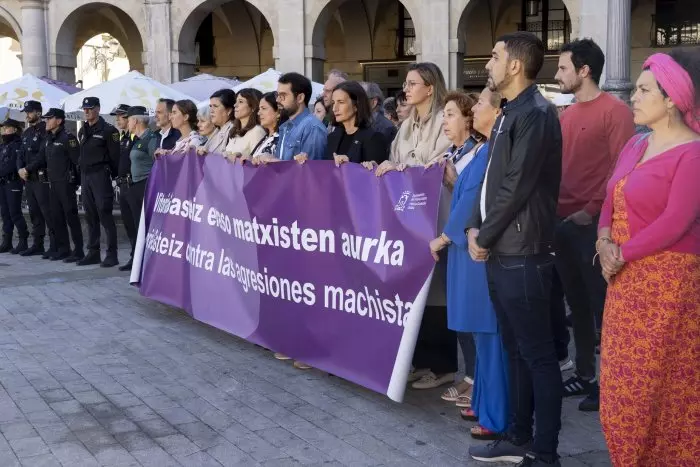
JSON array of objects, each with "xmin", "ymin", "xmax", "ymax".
[{"xmin": 394, "ymin": 191, "xmax": 427, "ymax": 212}]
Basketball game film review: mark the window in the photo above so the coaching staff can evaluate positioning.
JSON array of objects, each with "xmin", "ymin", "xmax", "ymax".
[
  {"xmin": 519, "ymin": 0, "xmax": 571, "ymax": 52},
  {"xmin": 397, "ymin": 6, "xmax": 416, "ymax": 58},
  {"xmin": 653, "ymin": 0, "xmax": 700, "ymax": 46}
]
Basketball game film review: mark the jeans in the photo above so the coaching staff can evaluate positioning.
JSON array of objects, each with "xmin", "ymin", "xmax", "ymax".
[
  {"xmin": 554, "ymin": 219, "xmax": 606, "ymax": 379},
  {"xmin": 550, "ymin": 267, "xmax": 570, "ymax": 362},
  {"xmin": 457, "ymin": 332, "xmax": 476, "ymax": 380},
  {"xmin": 487, "ymin": 253, "xmax": 562, "ymax": 461}
]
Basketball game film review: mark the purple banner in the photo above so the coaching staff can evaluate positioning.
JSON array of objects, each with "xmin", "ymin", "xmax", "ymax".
[{"xmin": 132, "ymin": 149, "xmax": 441, "ymax": 401}]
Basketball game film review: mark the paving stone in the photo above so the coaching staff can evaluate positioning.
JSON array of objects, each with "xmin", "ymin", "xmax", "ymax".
[
  {"xmin": 0, "ymin": 421, "xmax": 38, "ymax": 440},
  {"xmin": 92, "ymin": 444, "xmax": 139, "ymax": 466},
  {"xmin": 123, "ymin": 405, "xmax": 159, "ymax": 422},
  {"xmin": 136, "ymin": 418, "xmax": 178, "ymax": 438},
  {"xmin": 106, "ymin": 393, "xmax": 143, "ymax": 409},
  {"xmin": 176, "ymin": 421, "xmax": 223, "ymax": 449},
  {"xmin": 113, "ymin": 431, "xmax": 158, "ymax": 452},
  {"xmin": 39, "ymin": 389, "xmax": 73, "ymax": 403},
  {"xmin": 34, "ymin": 423, "xmax": 79, "ymax": 445},
  {"xmin": 9, "ymin": 436, "xmax": 50, "ymax": 458},
  {"xmin": 18, "ymin": 453, "xmax": 62, "ymax": 467}
]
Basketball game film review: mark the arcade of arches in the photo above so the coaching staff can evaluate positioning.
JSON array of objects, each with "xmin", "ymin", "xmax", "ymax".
[{"xmin": 1, "ymin": 0, "xmax": 697, "ymax": 100}]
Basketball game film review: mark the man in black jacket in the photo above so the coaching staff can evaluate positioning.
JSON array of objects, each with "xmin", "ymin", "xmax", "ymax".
[
  {"xmin": 466, "ymin": 32, "xmax": 563, "ymax": 467},
  {"xmin": 17, "ymin": 100, "xmax": 54, "ymax": 257},
  {"xmin": 77, "ymin": 97, "xmax": 120, "ymax": 267},
  {"xmin": 154, "ymin": 98, "xmax": 180, "ymax": 150},
  {"xmin": 0, "ymin": 119, "xmax": 29, "ymax": 254},
  {"xmin": 44, "ymin": 108, "xmax": 83, "ymax": 263}
]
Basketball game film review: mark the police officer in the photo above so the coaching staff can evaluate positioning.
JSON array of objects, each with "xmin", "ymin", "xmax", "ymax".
[
  {"xmin": 77, "ymin": 97, "xmax": 120, "ymax": 267},
  {"xmin": 110, "ymin": 104, "xmax": 137, "ymax": 272},
  {"xmin": 17, "ymin": 100, "xmax": 54, "ymax": 258},
  {"xmin": 0, "ymin": 119, "xmax": 29, "ymax": 254},
  {"xmin": 43, "ymin": 108, "xmax": 84, "ymax": 262}
]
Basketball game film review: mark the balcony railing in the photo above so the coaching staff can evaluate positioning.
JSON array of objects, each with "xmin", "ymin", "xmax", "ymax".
[
  {"xmin": 652, "ymin": 15, "xmax": 700, "ymax": 46},
  {"xmin": 518, "ymin": 20, "xmax": 571, "ymax": 52}
]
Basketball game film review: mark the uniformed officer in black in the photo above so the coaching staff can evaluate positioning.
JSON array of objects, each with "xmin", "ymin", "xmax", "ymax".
[
  {"xmin": 110, "ymin": 104, "xmax": 137, "ymax": 271},
  {"xmin": 17, "ymin": 100, "xmax": 54, "ymax": 258},
  {"xmin": 43, "ymin": 108, "xmax": 84, "ymax": 262},
  {"xmin": 77, "ymin": 97, "xmax": 120, "ymax": 267},
  {"xmin": 0, "ymin": 119, "xmax": 29, "ymax": 254}
]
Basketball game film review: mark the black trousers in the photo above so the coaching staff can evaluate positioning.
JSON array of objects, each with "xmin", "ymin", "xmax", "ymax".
[
  {"xmin": 25, "ymin": 179, "xmax": 53, "ymax": 247},
  {"xmin": 487, "ymin": 253, "xmax": 562, "ymax": 461},
  {"xmin": 50, "ymin": 180, "xmax": 83, "ymax": 254},
  {"xmin": 118, "ymin": 182, "xmax": 138, "ymax": 257},
  {"xmin": 0, "ymin": 180, "xmax": 28, "ymax": 238},
  {"xmin": 126, "ymin": 178, "xmax": 148, "ymax": 237},
  {"xmin": 550, "ymin": 267, "xmax": 570, "ymax": 362},
  {"xmin": 457, "ymin": 332, "xmax": 476, "ymax": 380},
  {"xmin": 554, "ymin": 219, "xmax": 606, "ymax": 380},
  {"xmin": 82, "ymin": 168, "xmax": 117, "ymax": 254},
  {"xmin": 412, "ymin": 305, "xmax": 458, "ymax": 375}
]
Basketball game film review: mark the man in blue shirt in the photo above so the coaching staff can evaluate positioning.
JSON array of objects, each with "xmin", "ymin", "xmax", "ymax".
[{"xmin": 275, "ymin": 73, "xmax": 327, "ymax": 161}]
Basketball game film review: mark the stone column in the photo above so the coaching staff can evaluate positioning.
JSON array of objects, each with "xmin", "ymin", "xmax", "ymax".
[
  {"xmin": 144, "ymin": 0, "xmax": 173, "ymax": 83},
  {"xmin": 276, "ymin": 0, "xmax": 305, "ymax": 75},
  {"xmin": 304, "ymin": 44, "xmax": 325, "ymax": 83},
  {"xmin": 448, "ymin": 39, "xmax": 465, "ymax": 90},
  {"xmin": 602, "ymin": 0, "xmax": 633, "ymax": 102},
  {"xmin": 417, "ymin": 0, "xmax": 451, "ymax": 86},
  {"xmin": 20, "ymin": 0, "xmax": 48, "ymax": 77},
  {"xmin": 576, "ymin": 0, "xmax": 609, "ymax": 87}
]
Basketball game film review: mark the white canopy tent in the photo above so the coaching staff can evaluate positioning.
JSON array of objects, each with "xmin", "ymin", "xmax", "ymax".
[
  {"xmin": 61, "ymin": 71, "xmax": 195, "ymax": 120},
  {"xmin": 0, "ymin": 74, "xmax": 71, "ymax": 120},
  {"xmin": 169, "ymin": 74, "xmax": 241, "ymax": 102}
]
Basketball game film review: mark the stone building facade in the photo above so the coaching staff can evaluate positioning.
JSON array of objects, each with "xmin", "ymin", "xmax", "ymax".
[{"xmin": 0, "ymin": 0, "xmax": 696, "ymax": 99}]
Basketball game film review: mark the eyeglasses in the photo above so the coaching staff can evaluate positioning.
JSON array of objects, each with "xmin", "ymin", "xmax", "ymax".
[{"xmin": 402, "ymin": 81, "xmax": 423, "ymax": 90}]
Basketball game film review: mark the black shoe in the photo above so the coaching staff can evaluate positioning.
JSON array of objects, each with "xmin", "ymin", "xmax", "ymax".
[
  {"xmin": 563, "ymin": 374, "xmax": 596, "ymax": 397},
  {"xmin": 578, "ymin": 383, "xmax": 600, "ymax": 412},
  {"xmin": 516, "ymin": 452, "xmax": 561, "ymax": 466},
  {"xmin": 0, "ymin": 236, "xmax": 12, "ymax": 253},
  {"xmin": 77, "ymin": 251, "xmax": 101, "ymax": 266},
  {"xmin": 42, "ymin": 250, "xmax": 55, "ymax": 260},
  {"xmin": 10, "ymin": 237, "xmax": 28, "ymax": 255},
  {"xmin": 118, "ymin": 258, "xmax": 133, "ymax": 272},
  {"xmin": 51, "ymin": 251, "xmax": 70, "ymax": 261},
  {"xmin": 100, "ymin": 255, "xmax": 119, "ymax": 268},
  {"xmin": 469, "ymin": 439, "xmax": 531, "ymax": 463},
  {"xmin": 63, "ymin": 251, "xmax": 85, "ymax": 263},
  {"xmin": 20, "ymin": 244, "xmax": 44, "ymax": 257}
]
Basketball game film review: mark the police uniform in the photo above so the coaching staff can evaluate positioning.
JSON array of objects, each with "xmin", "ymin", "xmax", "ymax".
[
  {"xmin": 77, "ymin": 97, "xmax": 120, "ymax": 267},
  {"xmin": 0, "ymin": 119, "xmax": 29, "ymax": 254},
  {"xmin": 43, "ymin": 108, "xmax": 84, "ymax": 262},
  {"xmin": 110, "ymin": 104, "xmax": 138, "ymax": 266},
  {"xmin": 17, "ymin": 100, "xmax": 54, "ymax": 257}
]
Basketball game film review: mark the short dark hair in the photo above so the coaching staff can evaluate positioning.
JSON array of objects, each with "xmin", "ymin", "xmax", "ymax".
[
  {"xmin": 383, "ymin": 97, "xmax": 398, "ymax": 121},
  {"xmin": 668, "ymin": 47, "xmax": 700, "ymax": 106},
  {"xmin": 396, "ymin": 91, "xmax": 407, "ymax": 105},
  {"xmin": 173, "ymin": 100, "xmax": 198, "ymax": 130},
  {"xmin": 209, "ymin": 88, "xmax": 236, "ymax": 123},
  {"xmin": 561, "ymin": 38, "xmax": 605, "ymax": 85},
  {"xmin": 230, "ymin": 88, "xmax": 261, "ymax": 138},
  {"xmin": 158, "ymin": 98, "xmax": 176, "ymax": 113},
  {"xmin": 497, "ymin": 31, "xmax": 545, "ymax": 81},
  {"xmin": 278, "ymin": 72, "xmax": 313, "ymax": 107},
  {"xmin": 329, "ymin": 81, "xmax": 373, "ymax": 129}
]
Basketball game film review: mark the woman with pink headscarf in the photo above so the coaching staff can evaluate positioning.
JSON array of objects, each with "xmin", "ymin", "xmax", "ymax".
[{"xmin": 596, "ymin": 48, "xmax": 699, "ymax": 466}]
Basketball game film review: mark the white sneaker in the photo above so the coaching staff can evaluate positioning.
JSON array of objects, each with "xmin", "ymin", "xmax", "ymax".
[
  {"xmin": 411, "ymin": 372, "xmax": 455, "ymax": 389},
  {"xmin": 407, "ymin": 367, "xmax": 431, "ymax": 383},
  {"xmin": 559, "ymin": 358, "xmax": 574, "ymax": 372}
]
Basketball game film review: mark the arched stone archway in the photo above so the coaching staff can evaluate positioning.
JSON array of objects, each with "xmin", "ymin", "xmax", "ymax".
[
  {"xmin": 172, "ymin": 0, "xmax": 277, "ymax": 82},
  {"xmin": 0, "ymin": 4, "xmax": 22, "ymax": 82},
  {"xmin": 306, "ymin": 0, "xmax": 423, "ymax": 83},
  {"xmin": 0, "ymin": 4, "xmax": 22, "ymax": 42},
  {"xmin": 50, "ymin": 1, "xmax": 145, "ymax": 85},
  {"xmin": 453, "ymin": 0, "xmax": 579, "ymax": 90}
]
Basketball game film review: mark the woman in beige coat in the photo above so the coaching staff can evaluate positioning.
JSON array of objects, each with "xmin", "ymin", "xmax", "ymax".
[{"xmin": 373, "ymin": 63, "xmax": 457, "ymax": 391}]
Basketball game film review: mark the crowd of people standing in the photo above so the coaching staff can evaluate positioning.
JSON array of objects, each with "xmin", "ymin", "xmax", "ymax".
[{"xmin": 0, "ymin": 30, "xmax": 697, "ymax": 467}]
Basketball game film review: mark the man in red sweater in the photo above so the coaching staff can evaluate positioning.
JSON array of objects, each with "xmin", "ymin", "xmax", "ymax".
[{"xmin": 554, "ymin": 38, "xmax": 635, "ymax": 412}]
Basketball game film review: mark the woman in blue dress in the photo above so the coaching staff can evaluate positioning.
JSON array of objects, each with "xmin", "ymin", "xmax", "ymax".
[{"xmin": 429, "ymin": 88, "xmax": 508, "ymax": 441}]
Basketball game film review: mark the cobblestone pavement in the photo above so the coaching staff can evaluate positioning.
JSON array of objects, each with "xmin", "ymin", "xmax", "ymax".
[{"xmin": 0, "ymin": 246, "xmax": 611, "ymax": 467}]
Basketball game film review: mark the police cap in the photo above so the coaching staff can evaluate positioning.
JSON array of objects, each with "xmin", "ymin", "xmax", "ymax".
[
  {"xmin": 81, "ymin": 97, "xmax": 100, "ymax": 109},
  {"xmin": 22, "ymin": 100, "xmax": 42, "ymax": 113},
  {"xmin": 126, "ymin": 106, "xmax": 148, "ymax": 117},
  {"xmin": 42, "ymin": 108, "xmax": 66, "ymax": 120},
  {"xmin": 110, "ymin": 104, "xmax": 131, "ymax": 116}
]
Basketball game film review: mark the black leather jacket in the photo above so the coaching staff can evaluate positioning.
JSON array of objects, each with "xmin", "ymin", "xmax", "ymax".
[{"xmin": 467, "ymin": 85, "xmax": 562, "ymax": 255}]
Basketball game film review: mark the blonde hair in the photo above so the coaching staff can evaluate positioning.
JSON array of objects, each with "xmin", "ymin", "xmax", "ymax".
[{"xmin": 407, "ymin": 62, "xmax": 447, "ymax": 116}]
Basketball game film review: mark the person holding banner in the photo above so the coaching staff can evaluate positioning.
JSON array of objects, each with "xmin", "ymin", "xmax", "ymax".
[
  {"xmin": 373, "ymin": 62, "xmax": 456, "ymax": 389},
  {"xmin": 251, "ymin": 92, "xmax": 285, "ymax": 159},
  {"xmin": 324, "ymin": 81, "xmax": 388, "ymax": 165},
  {"xmin": 429, "ymin": 88, "xmax": 509, "ymax": 442},
  {"xmin": 196, "ymin": 106, "xmax": 217, "ymax": 144},
  {"xmin": 225, "ymin": 88, "xmax": 266, "ymax": 160},
  {"xmin": 169, "ymin": 100, "xmax": 206, "ymax": 153},
  {"xmin": 198, "ymin": 89, "xmax": 236, "ymax": 155}
]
